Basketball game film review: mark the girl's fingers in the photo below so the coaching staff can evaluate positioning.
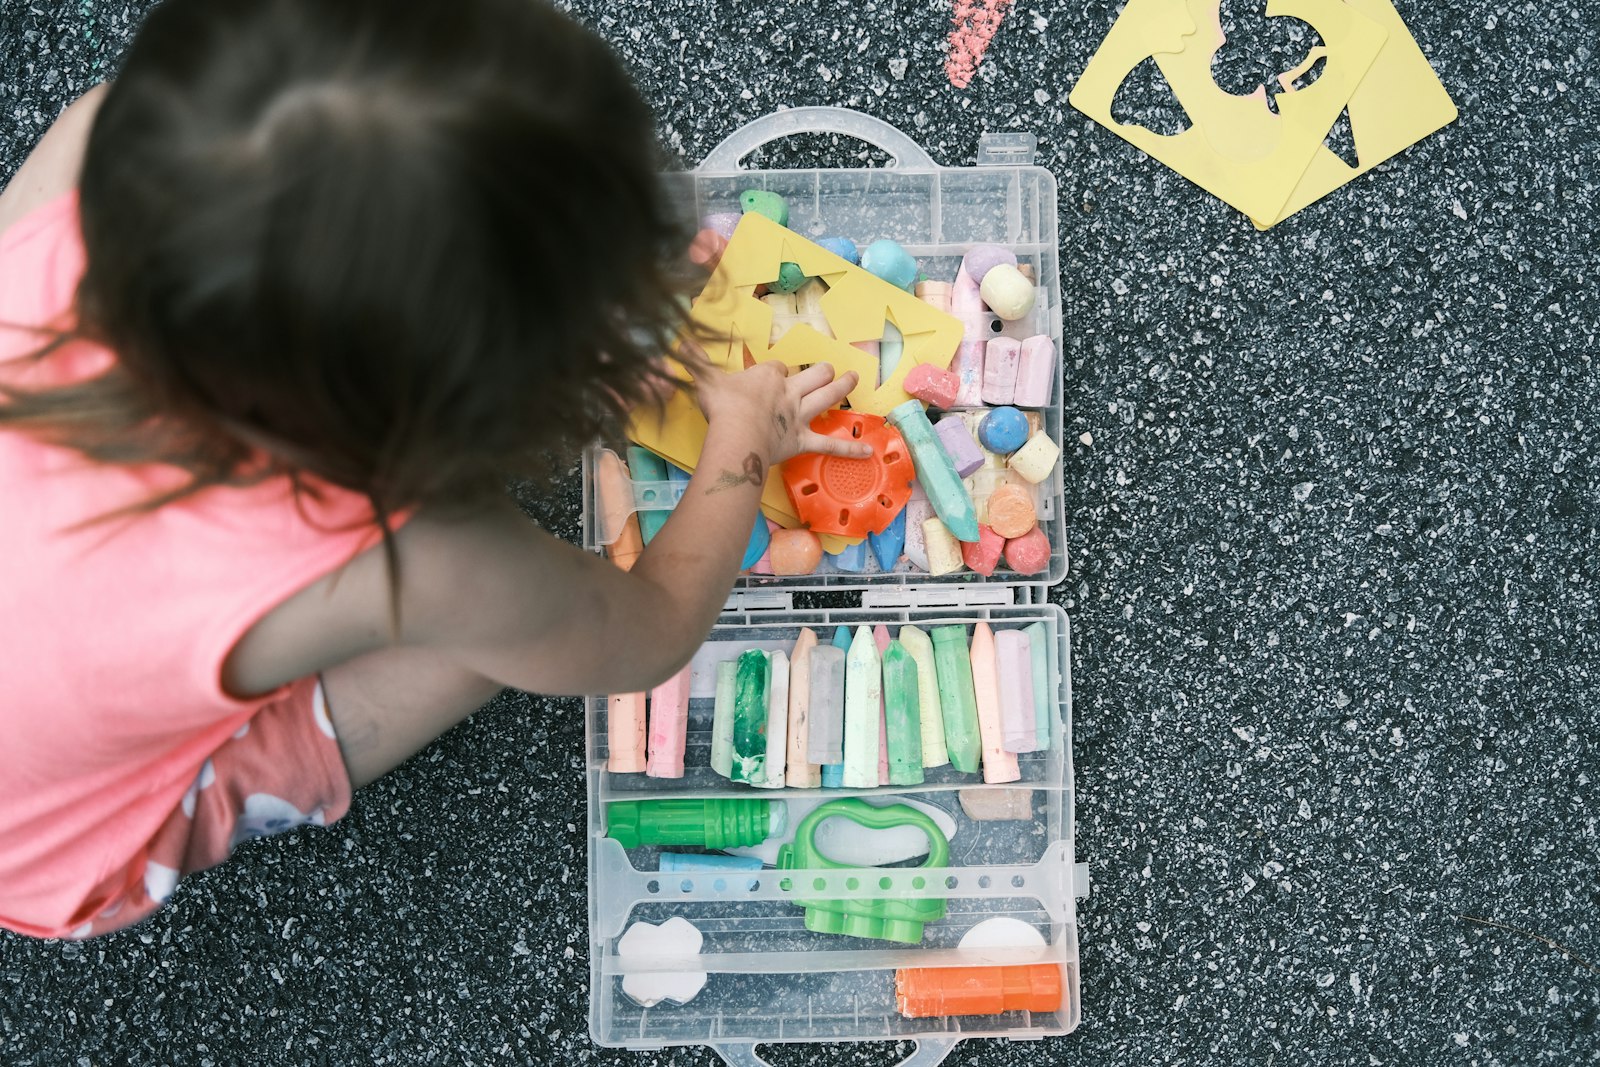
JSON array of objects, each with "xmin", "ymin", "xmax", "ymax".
[
  {"xmin": 786, "ymin": 361, "xmax": 838, "ymax": 394},
  {"xmin": 672, "ymin": 337, "xmax": 715, "ymax": 376},
  {"xmin": 798, "ymin": 370, "xmax": 860, "ymax": 422},
  {"xmin": 800, "ymin": 429, "xmax": 874, "ymax": 459}
]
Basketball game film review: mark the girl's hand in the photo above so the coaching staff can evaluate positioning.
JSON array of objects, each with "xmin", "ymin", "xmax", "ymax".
[{"xmin": 681, "ymin": 342, "xmax": 870, "ymax": 466}]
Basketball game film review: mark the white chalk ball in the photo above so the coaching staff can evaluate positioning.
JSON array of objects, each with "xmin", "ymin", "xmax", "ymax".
[{"xmin": 979, "ymin": 263, "xmax": 1036, "ymax": 322}]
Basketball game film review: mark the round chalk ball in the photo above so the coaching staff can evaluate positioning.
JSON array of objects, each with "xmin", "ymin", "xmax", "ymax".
[
  {"xmin": 979, "ymin": 263, "xmax": 1035, "ymax": 322},
  {"xmin": 985, "ymin": 483, "xmax": 1037, "ymax": 540},
  {"xmin": 978, "ymin": 406, "xmax": 1030, "ymax": 455},
  {"xmin": 739, "ymin": 189, "xmax": 790, "ymax": 226},
  {"xmin": 817, "ymin": 236, "xmax": 860, "ymax": 265},
  {"xmin": 962, "ymin": 244, "xmax": 1017, "ymax": 285},
  {"xmin": 773, "ymin": 261, "xmax": 808, "ymax": 293},
  {"xmin": 860, "ymin": 239, "xmax": 919, "ymax": 290},
  {"xmin": 1003, "ymin": 526, "xmax": 1051, "ymax": 576},
  {"xmin": 769, "ymin": 529, "xmax": 824, "ymax": 575}
]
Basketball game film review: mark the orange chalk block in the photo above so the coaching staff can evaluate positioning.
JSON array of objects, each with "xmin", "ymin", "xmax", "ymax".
[
  {"xmin": 770, "ymin": 528, "xmax": 824, "ymax": 575},
  {"xmin": 607, "ymin": 691, "xmax": 647, "ymax": 773},
  {"xmin": 895, "ymin": 964, "xmax": 1063, "ymax": 1018},
  {"xmin": 985, "ymin": 483, "xmax": 1037, "ymax": 540}
]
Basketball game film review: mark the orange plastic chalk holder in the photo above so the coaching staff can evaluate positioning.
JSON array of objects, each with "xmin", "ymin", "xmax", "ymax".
[
  {"xmin": 782, "ymin": 410, "xmax": 913, "ymax": 538},
  {"xmin": 895, "ymin": 963, "xmax": 1064, "ymax": 1018}
]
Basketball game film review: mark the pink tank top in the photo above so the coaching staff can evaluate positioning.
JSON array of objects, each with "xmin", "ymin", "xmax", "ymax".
[{"xmin": 0, "ymin": 192, "xmax": 387, "ymax": 936}]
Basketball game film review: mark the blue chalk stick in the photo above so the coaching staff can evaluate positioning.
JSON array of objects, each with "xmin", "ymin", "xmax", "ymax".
[
  {"xmin": 742, "ymin": 513, "xmax": 771, "ymax": 570},
  {"xmin": 660, "ymin": 852, "xmax": 764, "ymax": 873},
  {"xmin": 868, "ymin": 508, "xmax": 907, "ymax": 572},
  {"xmin": 826, "ymin": 540, "xmax": 870, "ymax": 573}
]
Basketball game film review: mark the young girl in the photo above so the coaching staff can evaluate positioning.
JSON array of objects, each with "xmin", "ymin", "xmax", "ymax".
[{"xmin": 0, "ymin": 0, "xmax": 865, "ymax": 940}]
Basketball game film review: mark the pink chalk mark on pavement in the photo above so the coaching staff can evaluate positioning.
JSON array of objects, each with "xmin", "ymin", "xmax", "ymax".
[{"xmin": 946, "ymin": 0, "xmax": 1015, "ymax": 89}]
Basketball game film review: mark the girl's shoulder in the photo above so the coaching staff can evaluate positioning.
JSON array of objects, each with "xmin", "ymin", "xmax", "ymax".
[{"xmin": 0, "ymin": 189, "xmax": 109, "ymax": 384}]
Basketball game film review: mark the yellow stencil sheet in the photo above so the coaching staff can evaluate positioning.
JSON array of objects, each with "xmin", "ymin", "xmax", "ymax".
[{"xmin": 1070, "ymin": 0, "xmax": 1388, "ymax": 224}]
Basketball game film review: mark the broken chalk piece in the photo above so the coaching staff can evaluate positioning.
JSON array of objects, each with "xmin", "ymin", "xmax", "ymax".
[
  {"xmin": 903, "ymin": 491, "xmax": 934, "ymax": 572},
  {"xmin": 786, "ymin": 628, "xmax": 822, "ymax": 789},
  {"xmin": 869, "ymin": 507, "xmax": 907, "ymax": 572},
  {"xmin": 1004, "ymin": 525, "xmax": 1052, "ymax": 576},
  {"xmin": 978, "ymin": 406, "xmax": 1030, "ymax": 456},
  {"xmin": 970, "ymin": 622, "xmax": 1021, "ymax": 784},
  {"xmin": 817, "ymin": 236, "xmax": 859, "ymax": 264},
  {"xmin": 959, "ymin": 787, "xmax": 1035, "ymax": 821},
  {"xmin": 644, "ymin": 664, "xmax": 691, "ymax": 779},
  {"xmin": 1008, "ymin": 431, "xmax": 1062, "ymax": 485},
  {"xmin": 607, "ymin": 691, "xmax": 647, "ymax": 774},
  {"xmin": 731, "ymin": 650, "xmax": 770, "ymax": 784},
  {"xmin": 762, "ymin": 650, "xmax": 789, "ymax": 789},
  {"xmin": 923, "ymin": 516, "xmax": 965, "ymax": 576},
  {"xmin": 882, "ymin": 641, "xmax": 925, "ymax": 786},
  {"xmin": 933, "ymin": 415, "xmax": 985, "ymax": 479},
  {"xmin": 981, "ymin": 337, "xmax": 1022, "ymax": 407},
  {"xmin": 807, "ymin": 644, "xmax": 847, "ymax": 769},
  {"xmin": 1014, "ymin": 336, "xmax": 1055, "ymax": 408},
  {"xmin": 842, "ymin": 626, "xmax": 883, "ymax": 789},
  {"xmin": 960, "ymin": 523, "xmax": 1005, "ymax": 577},
  {"xmin": 711, "ymin": 660, "xmax": 737, "ymax": 777},
  {"xmin": 770, "ymin": 528, "xmax": 824, "ymax": 575},
  {"xmin": 898, "ymin": 625, "xmax": 949, "ymax": 769},
  {"xmin": 888, "ymin": 401, "xmax": 980, "ymax": 542},
  {"xmin": 739, "ymin": 189, "xmax": 789, "ymax": 226},
  {"xmin": 995, "ymin": 629, "xmax": 1038, "ymax": 754},
  {"xmin": 985, "ymin": 483, "xmax": 1038, "ymax": 540},
  {"xmin": 961, "ymin": 243, "xmax": 1017, "ymax": 286},
  {"xmin": 930, "ymin": 625, "xmax": 982, "ymax": 774},
  {"xmin": 1024, "ymin": 621, "xmax": 1052, "ymax": 751},
  {"xmin": 978, "ymin": 263, "xmax": 1036, "ymax": 322},
  {"xmin": 903, "ymin": 363, "xmax": 961, "ymax": 409},
  {"xmin": 827, "ymin": 540, "xmax": 871, "ymax": 573}
]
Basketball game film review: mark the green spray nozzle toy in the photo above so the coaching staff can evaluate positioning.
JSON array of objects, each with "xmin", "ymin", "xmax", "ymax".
[
  {"xmin": 606, "ymin": 798, "xmax": 785, "ymax": 850},
  {"xmin": 776, "ymin": 798, "xmax": 949, "ymax": 944}
]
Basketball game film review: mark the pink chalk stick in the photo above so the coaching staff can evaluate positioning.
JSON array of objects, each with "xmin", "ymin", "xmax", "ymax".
[
  {"xmin": 934, "ymin": 415, "xmax": 985, "ymax": 477},
  {"xmin": 904, "ymin": 363, "xmax": 961, "ymax": 409},
  {"xmin": 982, "ymin": 337, "xmax": 1021, "ymax": 406},
  {"xmin": 960, "ymin": 524, "xmax": 1005, "ymax": 576},
  {"xmin": 749, "ymin": 518, "xmax": 780, "ymax": 576},
  {"xmin": 608, "ymin": 691, "xmax": 647, "ymax": 774},
  {"xmin": 951, "ymin": 266, "xmax": 988, "ymax": 407},
  {"xmin": 995, "ymin": 629, "xmax": 1038, "ymax": 753},
  {"xmin": 1014, "ymin": 335, "xmax": 1055, "ymax": 408},
  {"xmin": 969, "ymin": 622, "xmax": 1021, "ymax": 783},
  {"xmin": 915, "ymin": 280, "xmax": 953, "ymax": 313},
  {"xmin": 874, "ymin": 624, "xmax": 892, "ymax": 786},
  {"xmin": 644, "ymin": 666, "xmax": 691, "ymax": 778},
  {"xmin": 1004, "ymin": 526, "xmax": 1051, "ymax": 575}
]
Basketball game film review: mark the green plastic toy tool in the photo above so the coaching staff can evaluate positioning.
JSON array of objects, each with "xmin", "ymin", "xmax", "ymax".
[{"xmin": 776, "ymin": 798, "xmax": 949, "ymax": 944}]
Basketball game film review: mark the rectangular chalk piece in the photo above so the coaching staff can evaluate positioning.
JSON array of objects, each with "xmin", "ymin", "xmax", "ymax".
[
  {"xmin": 930, "ymin": 625, "xmax": 982, "ymax": 773},
  {"xmin": 731, "ymin": 650, "xmax": 770, "ymax": 784},
  {"xmin": 934, "ymin": 415, "xmax": 985, "ymax": 478},
  {"xmin": 1008, "ymin": 431, "xmax": 1061, "ymax": 484},
  {"xmin": 874, "ymin": 625, "xmax": 892, "ymax": 785},
  {"xmin": 882, "ymin": 641, "xmax": 925, "ymax": 786},
  {"xmin": 606, "ymin": 691, "xmax": 647, "ymax": 774},
  {"xmin": 807, "ymin": 645, "xmax": 846, "ymax": 767},
  {"xmin": 898, "ymin": 625, "xmax": 949, "ymax": 768},
  {"xmin": 981, "ymin": 337, "xmax": 1021, "ymax": 406},
  {"xmin": 923, "ymin": 516, "xmax": 965, "ymax": 576},
  {"xmin": 786, "ymin": 629, "xmax": 822, "ymax": 788},
  {"xmin": 644, "ymin": 664, "xmax": 690, "ymax": 779},
  {"xmin": 762, "ymin": 649, "xmax": 789, "ymax": 788},
  {"xmin": 1013, "ymin": 335, "xmax": 1055, "ymax": 408},
  {"xmin": 1024, "ymin": 621, "xmax": 1053, "ymax": 751},
  {"xmin": 711, "ymin": 660, "xmax": 737, "ymax": 777},
  {"xmin": 969, "ymin": 622, "xmax": 1021, "ymax": 783},
  {"xmin": 995, "ymin": 629, "xmax": 1038, "ymax": 753},
  {"xmin": 842, "ymin": 626, "xmax": 882, "ymax": 789},
  {"xmin": 903, "ymin": 490, "xmax": 935, "ymax": 571}
]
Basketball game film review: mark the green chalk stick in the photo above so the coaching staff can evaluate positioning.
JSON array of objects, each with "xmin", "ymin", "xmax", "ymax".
[
  {"xmin": 930, "ymin": 625, "xmax": 981, "ymax": 773},
  {"xmin": 842, "ymin": 626, "xmax": 882, "ymax": 788},
  {"xmin": 624, "ymin": 446, "xmax": 670, "ymax": 544},
  {"xmin": 731, "ymin": 650, "xmax": 770, "ymax": 784},
  {"xmin": 898, "ymin": 625, "xmax": 948, "ymax": 768},
  {"xmin": 882, "ymin": 641, "xmax": 925, "ymax": 786},
  {"xmin": 1024, "ymin": 621, "xmax": 1053, "ymax": 750},
  {"xmin": 711, "ymin": 660, "xmax": 737, "ymax": 777}
]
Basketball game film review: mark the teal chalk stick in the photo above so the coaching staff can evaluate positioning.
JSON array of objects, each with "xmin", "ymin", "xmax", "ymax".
[
  {"xmin": 930, "ymin": 625, "xmax": 981, "ymax": 773},
  {"xmin": 887, "ymin": 400, "xmax": 980, "ymax": 542},
  {"xmin": 711, "ymin": 660, "xmax": 737, "ymax": 777},
  {"xmin": 1025, "ymin": 621, "xmax": 1053, "ymax": 750},
  {"xmin": 882, "ymin": 641, "xmax": 925, "ymax": 786},
  {"xmin": 842, "ymin": 627, "xmax": 882, "ymax": 788}
]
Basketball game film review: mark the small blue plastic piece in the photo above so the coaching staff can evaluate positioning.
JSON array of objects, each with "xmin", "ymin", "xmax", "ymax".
[
  {"xmin": 860, "ymin": 239, "xmax": 918, "ymax": 290},
  {"xmin": 978, "ymin": 406, "xmax": 1030, "ymax": 455},
  {"xmin": 826, "ymin": 540, "xmax": 870, "ymax": 573},
  {"xmin": 868, "ymin": 508, "xmax": 907, "ymax": 572},
  {"xmin": 660, "ymin": 851, "xmax": 761, "ymax": 891},
  {"xmin": 625, "ymin": 446, "xmax": 671, "ymax": 544},
  {"xmin": 742, "ymin": 514, "xmax": 771, "ymax": 570},
  {"xmin": 817, "ymin": 236, "xmax": 860, "ymax": 264}
]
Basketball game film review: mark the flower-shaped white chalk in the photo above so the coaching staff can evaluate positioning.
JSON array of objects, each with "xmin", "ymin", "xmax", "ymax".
[{"xmin": 616, "ymin": 917, "xmax": 706, "ymax": 1008}]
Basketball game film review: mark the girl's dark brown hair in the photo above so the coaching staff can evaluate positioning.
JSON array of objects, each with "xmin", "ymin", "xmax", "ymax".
[{"xmin": 1, "ymin": 0, "xmax": 687, "ymax": 530}]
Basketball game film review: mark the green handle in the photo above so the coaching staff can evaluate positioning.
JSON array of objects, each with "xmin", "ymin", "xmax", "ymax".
[{"xmin": 791, "ymin": 798, "xmax": 950, "ymax": 870}]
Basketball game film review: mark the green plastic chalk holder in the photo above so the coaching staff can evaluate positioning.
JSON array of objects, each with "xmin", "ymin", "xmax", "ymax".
[{"xmin": 775, "ymin": 798, "xmax": 949, "ymax": 944}]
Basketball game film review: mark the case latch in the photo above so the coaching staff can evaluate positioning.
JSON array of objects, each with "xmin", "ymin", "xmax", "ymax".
[
  {"xmin": 976, "ymin": 132, "xmax": 1039, "ymax": 167},
  {"xmin": 861, "ymin": 584, "xmax": 1016, "ymax": 609},
  {"xmin": 722, "ymin": 590, "xmax": 794, "ymax": 614}
]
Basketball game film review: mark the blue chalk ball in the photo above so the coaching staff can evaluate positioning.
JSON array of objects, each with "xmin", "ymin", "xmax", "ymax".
[
  {"xmin": 742, "ymin": 515, "xmax": 771, "ymax": 570},
  {"xmin": 860, "ymin": 239, "xmax": 918, "ymax": 290},
  {"xmin": 978, "ymin": 406, "xmax": 1030, "ymax": 455},
  {"xmin": 817, "ymin": 236, "xmax": 860, "ymax": 264}
]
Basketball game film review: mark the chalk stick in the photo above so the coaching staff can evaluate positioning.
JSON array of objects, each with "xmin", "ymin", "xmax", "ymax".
[
  {"xmin": 625, "ymin": 447, "xmax": 671, "ymax": 544},
  {"xmin": 842, "ymin": 626, "xmax": 882, "ymax": 789},
  {"xmin": 930, "ymin": 625, "xmax": 982, "ymax": 773},
  {"xmin": 888, "ymin": 401, "xmax": 980, "ymax": 542},
  {"xmin": 1008, "ymin": 431, "xmax": 1061, "ymax": 485},
  {"xmin": 923, "ymin": 516, "xmax": 965, "ymax": 576},
  {"xmin": 981, "ymin": 337, "xmax": 1021, "ymax": 406},
  {"xmin": 950, "ymin": 265, "xmax": 988, "ymax": 407},
  {"xmin": 749, "ymin": 518, "xmax": 780, "ymax": 575},
  {"xmin": 898, "ymin": 625, "xmax": 949, "ymax": 769},
  {"xmin": 807, "ymin": 644, "xmax": 847, "ymax": 765},
  {"xmin": 1024, "ymin": 621, "xmax": 1053, "ymax": 751},
  {"xmin": 903, "ymin": 490, "xmax": 934, "ymax": 571},
  {"xmin": 995, "ymin": 629, "xmax": 1037, "ymax": 753},
  {"xmin": 903, "ymin": 363, "xmax": 960, "ymax": 409},
  {"xmin": 868, "ymin": 507, "xmax": 907, "ymax": 572},
  {"xmin": 820, "ymin": 627, "xmax": 853, "ymax": 787},
  {"xmin": 644, "ymin": 664, "xmax": 690, "ymax": 779},
  {"xmin": 762, "ymin": 650, "xmax": 789, "ymax": 788},
  {"xmin": 873, "ymin": 625, "xmax": 892, "ymax": 785},
  {"xmin": 934, "ymin": 416, "xmax": 985, "ymax": 478},
  {"xmin": 597, "ymin": 450, "xmax": 644, "ymax": 570},
  {"xmin": 1013, "ymin": 336, "xmax": 1055, "ymax": 408},
  {"xmin": 969, "ymin": 623, "xmax": 1020, "ymax": 783},
  {"xmin": 915, "ymin": 279, "xmax": 952, "ymax": 313},
  {"xmin": 826, "ymin": 539, "xmax": 870, "ymax": 573},
  {"xmin": 741, "ymin": 513, "xmax": 771, "ymax": 571},
  {"xmin": 786, "ymin": 628, "xmax": 822, "ymax": 788},
  {"xmin": 711, "ymin": 660, "xmax": 737, "ymax": 777},
  {"xmin": 882, "ymin": 641, "xmax": 925, "ymax": 786},
  {"xmin": 879, "ymin": 322, "xmax": 905, "ymax": 384},
  {"xmin": 607, "ymin": 691, "xmax": 647, "ymax": 773},
  {"xmin": 730, "ymin": 650, "xmax": 769, "ymax": 784}
]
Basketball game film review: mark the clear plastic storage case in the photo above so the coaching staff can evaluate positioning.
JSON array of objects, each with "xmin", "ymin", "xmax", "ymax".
[{"xmin": 581, "ymin": 109, "xmax": 1083, "ymax": 1067}]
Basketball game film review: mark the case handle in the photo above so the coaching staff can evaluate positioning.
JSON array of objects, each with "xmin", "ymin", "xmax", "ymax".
[
  {"xmin": 700, "ymin": 106, "xmax": 937, "ymax": 172},
  {"xmin": 712, "ymin": 1036, "xmax": 960, "ymax": 1067}
]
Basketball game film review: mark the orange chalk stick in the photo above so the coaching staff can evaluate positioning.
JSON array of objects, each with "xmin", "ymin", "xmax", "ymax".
[{"xmin": 895, "ymin": 964, "xmax": 1063, "ymax": 1018}]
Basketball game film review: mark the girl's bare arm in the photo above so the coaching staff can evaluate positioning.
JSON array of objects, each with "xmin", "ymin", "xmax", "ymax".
[{"xmin": 0, "ymin": 85, "xmax": 106, "ymax": 238}]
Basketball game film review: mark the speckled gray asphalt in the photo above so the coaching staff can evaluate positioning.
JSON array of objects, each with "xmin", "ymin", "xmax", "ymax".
[{"xmin": 2, "ymin": 0, "xmax": 1595, "ymax": 1064}]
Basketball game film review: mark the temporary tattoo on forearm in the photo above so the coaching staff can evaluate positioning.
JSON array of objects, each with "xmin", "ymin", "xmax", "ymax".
[
  {"xmin": 705, "ymin": 452, "xmax": 766, "ymax": 494},
  {"xmin": 774, "ymin": 411, "xmax": 789, "ymax": 435}
]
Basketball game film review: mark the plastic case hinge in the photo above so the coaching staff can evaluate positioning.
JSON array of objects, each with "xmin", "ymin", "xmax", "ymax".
[
  {"xmin": 1074, "ymin": 862, "xmax": 1091, "ymax": 899},
  {"xmin": 860, "ymin": 584, "xmax": 1016, "ymax": 610},
  {"xmin": 722, "ymin": 590, "xmax": 794, "ymax": 613},
  {"xmin": 976, "ymin": 132, "xmax": 1039, "ymax": 167}
]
